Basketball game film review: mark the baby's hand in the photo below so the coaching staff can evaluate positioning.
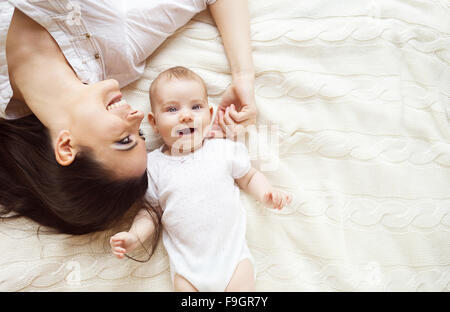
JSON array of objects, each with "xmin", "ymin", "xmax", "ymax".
[
  {"xmin": 110, "ymin": 231, "xmax": 139, "ymax": 259},
  {"xmin": 262, "ymin": 189, "xmax": 292, "ymax": 210}
]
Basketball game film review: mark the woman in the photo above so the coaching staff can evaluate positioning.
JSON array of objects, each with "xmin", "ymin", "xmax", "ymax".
[{"xmin": 0, "ymin": 0, "xmax": 257, "ymax": 240}]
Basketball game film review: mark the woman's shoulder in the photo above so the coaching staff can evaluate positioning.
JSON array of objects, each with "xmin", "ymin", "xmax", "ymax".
[{"xmin": 0, "ymin": 3, "xmax": 16, "ymax": 118}]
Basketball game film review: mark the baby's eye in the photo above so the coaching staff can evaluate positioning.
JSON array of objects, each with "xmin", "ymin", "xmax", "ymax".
[
  {"xmin": 167, "ymin": 107, "xmax": 177, "ymax": 112},
  {"xmin": 192, "ymin": 104, "xmax": 201, "ymax": 110}
]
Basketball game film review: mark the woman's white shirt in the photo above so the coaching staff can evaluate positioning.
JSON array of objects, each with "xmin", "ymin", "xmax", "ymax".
[{"xmin": 0, "ymin": 0, "xmax": 216, "ymax": 119}]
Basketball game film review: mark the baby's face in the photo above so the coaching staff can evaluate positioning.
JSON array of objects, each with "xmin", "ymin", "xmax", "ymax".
[{"xmin": 148, "ymin": 78, "xmax": 213, "ymax": 154}]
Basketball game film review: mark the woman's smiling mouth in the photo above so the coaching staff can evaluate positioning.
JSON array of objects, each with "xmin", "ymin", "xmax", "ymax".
[{"xmin": 107, "ymin": 99, "xmax": 128, "ymax": 111}]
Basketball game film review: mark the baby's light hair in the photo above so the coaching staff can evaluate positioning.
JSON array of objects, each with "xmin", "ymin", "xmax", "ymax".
[{"xmin": 149, "ymin": 66, "xmax": 207, "ymax": 110}]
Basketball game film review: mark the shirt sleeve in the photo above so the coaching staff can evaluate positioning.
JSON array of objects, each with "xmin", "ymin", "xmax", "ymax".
[
  {"xmin": 126, "ymin": 0, "xmax": 217, "ymax": 64},
  {"xmin": 231, "ymin": 141, "xmax": 252, "ymax": 179},
  {"xmin": 195, "ymin": 0, "xmax": 218, "ymax": 8}
]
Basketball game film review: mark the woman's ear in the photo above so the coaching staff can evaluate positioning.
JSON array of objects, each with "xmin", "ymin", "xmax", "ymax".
[
  {"xmin": 147, "ymin": 112, "xmax": 158, "ymax": 133},
  {"xmin": 54, "ymin": 130, "xmax": 77, "ymax": 166}
]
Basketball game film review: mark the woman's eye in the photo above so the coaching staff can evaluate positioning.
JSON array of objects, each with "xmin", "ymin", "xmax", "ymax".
[
  {"xmin": 118, "ymin": 136, "xmax": 132, "ymax": 145},
  {"xmin": 138, "ymin": 129, "xmax": 146, "ymax": 140}
]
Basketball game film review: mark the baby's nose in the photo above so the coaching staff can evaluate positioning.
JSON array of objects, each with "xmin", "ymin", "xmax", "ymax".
[{"xmin": 179, "ymin": 111, "xmax": 193, "ymax": 122}]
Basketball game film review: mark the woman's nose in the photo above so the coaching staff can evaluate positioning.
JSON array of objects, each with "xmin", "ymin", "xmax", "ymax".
[
  {"xmin": 104, "ymin": 78, "xmax": 120, "ymax": 91},
  {"xmin": 127, "ymin": 109, "xmax": 144, "ymax": 123}
]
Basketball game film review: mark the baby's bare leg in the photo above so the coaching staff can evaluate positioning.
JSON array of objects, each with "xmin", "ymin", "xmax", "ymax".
[
  {"xmin": 225, "ymin": 258, "xmax": 255, "ymax": 292},
  {"xmin": 174, "ymin": 273, "xmax": 199, "ymax": 292}
]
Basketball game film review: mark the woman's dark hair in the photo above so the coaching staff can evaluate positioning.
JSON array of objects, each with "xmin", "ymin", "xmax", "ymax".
[{"xmin": 0, "ymin": 114, "xmax": 161, "ymax": 256}]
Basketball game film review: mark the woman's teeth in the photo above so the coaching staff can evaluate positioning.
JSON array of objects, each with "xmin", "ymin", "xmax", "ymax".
[{"xmin": 107, "ymin": 99, "xmax": 126, "ymax": 111}]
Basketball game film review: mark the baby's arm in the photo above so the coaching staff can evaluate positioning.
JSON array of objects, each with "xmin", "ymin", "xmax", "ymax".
[
  {"xmin": 110, "ymin": 208, "xmax": 156, "ymax": 259},
  {"xmin": 236, "ymin": 167, "xmax": 292, "ymax": 210}
]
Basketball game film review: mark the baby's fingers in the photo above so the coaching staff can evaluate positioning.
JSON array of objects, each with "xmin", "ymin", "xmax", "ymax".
[
  {"xmin": 111, "ymin": 237, "xmax": 121, "ymax": 243},
  {"xmin": 223, "ymin": 107, "xmax": 235, "ymax": 126},
  {"xmin": 279, "ymin": 192, "xmax": 294, "ymax": 209},
  {"xmin": 262, "ymin": 192, "xmax": 272, "ymax": 204},
  {"xmin": 287, "ymin": 193, "xmax": 293, "ymax": 205},
  {"xmin": 277, "ymin": 193, "xmax": 286, "ymax": 210},
  {"xmin": 279, "ymin": 193, "xmax": 291, "ymax": 210},
  {"xmin": 113, "ymin": 246, "xmax": 126, "ymax": 253},
  {"xmin": 272, "ymin": 192, "xmax": 282, "ymax": 210},
  {"xmin": 113, "ymin": 252, "xmax": 125, "ymax": 259},
  {"xmin": 112, "ymin": 247, "xmax": 127, "ymax": 258},
  {"xmin": 111, "ymin": 239, "xmax": 125, "ymax": 248}
]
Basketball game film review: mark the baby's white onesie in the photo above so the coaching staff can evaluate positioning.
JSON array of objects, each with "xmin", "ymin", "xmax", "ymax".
[{"xmin": 146, "ymin": 138, "xmax": 254, "ymax": 291}]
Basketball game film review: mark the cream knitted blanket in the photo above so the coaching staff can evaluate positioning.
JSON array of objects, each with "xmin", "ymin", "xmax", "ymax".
[{"xmin": 1, "ymin": 0, "xmax": 449, "ymax": 291}]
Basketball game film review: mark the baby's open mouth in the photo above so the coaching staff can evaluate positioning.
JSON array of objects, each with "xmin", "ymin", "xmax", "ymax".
[{"xmin": 177, "ymin": 128, "xmax": 196, "ymax": 137}]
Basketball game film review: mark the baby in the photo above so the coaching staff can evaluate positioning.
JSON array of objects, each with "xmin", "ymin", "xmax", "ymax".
[{"xmin": 110, "ymin": 66, "xmax": 292, "ymax": 292}]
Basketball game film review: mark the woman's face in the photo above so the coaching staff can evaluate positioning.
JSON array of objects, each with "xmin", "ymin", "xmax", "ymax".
[{"xmin": 68, "ymin": 79, "xmax": 147, "ymax": 179}]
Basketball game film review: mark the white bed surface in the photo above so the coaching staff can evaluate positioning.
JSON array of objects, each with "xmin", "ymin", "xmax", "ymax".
[{"xmin": 0, "ymin": 0, "xmax": 449, "ymax": 291}]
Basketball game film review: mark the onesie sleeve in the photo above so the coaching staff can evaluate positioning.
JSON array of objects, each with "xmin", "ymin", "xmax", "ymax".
[
  {"xmin": 146, "ymin": 157, "xmax": 160, "ymax": 208},
  {"xmin": 146, "ymin": 171, "xmax": 159, "ymax": 208},
  {"xmin": 231, "ymin": 141, "xmax": 252, "ymax": 179}
]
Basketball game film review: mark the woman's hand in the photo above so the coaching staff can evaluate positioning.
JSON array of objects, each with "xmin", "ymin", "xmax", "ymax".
[
  {"xmin": 210, "ymin": 74, "xmax": 257, "ymax": 138},
  {"xmin": 110, "ymin": 231, "xmax": 140, "ymax": 259}
]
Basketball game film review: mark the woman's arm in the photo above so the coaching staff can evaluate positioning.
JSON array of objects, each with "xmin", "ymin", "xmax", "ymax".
[
  {"xmin": 209, "ymin": 0, "xmax": 254, "ymax": 79},
  {"xmin": 209, "ymin": 0, "xmax": 257, "ymax": 136}
]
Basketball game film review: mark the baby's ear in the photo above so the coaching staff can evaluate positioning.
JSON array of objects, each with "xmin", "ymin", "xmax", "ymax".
[{"xmin": 147, "ymin": 112, "xmax": 158, "ymax": 133}]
